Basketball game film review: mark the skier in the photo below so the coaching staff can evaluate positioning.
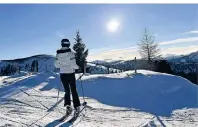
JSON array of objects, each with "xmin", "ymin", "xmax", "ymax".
[{"xmin": 54, "ymin": 38, "xmax": 81, "ymax": 117}]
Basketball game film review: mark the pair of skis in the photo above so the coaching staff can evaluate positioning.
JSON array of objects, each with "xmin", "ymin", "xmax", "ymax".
[{"xmin": 59, "ymin": 102, "xmax": 87, "ymax": 123}]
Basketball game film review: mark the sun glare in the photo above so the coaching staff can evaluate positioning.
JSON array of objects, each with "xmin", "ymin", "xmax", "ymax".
[{"xmin": 107, "ymin": 20, "xmax": 120, "ymax": 32}]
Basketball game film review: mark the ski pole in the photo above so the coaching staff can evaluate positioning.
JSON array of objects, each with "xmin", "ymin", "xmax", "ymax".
[
  {"xmin": 78, "ymin": 74, "xmax": 87, "ymax": 106},
  {"xmin": 57, "ymin": 77, "xmax": 60, "ymax": 103},
  {"xmin": 55, "ymin": 74, "xmax": 65, "ymax": 115}
]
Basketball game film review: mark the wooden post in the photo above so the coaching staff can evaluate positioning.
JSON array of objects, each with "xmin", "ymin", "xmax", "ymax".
[
  {"xmin": 84, "ymin": 60, "xmax": 87, "ymax": 74},
  {"xmin": 134, "ymin": 57, "xmax": 137, "ymax": 74}
]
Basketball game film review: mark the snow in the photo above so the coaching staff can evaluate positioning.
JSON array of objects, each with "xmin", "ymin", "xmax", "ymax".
[
  {"xmin": 79, "ymin": 70, "xmax": 197, "ymax": 116},
  {"xmin": 0, "ymin": 71, "xmax": 33, "ymax": 88},
  {"xmin": 0, "ymin": 76, "xmax": 9, "ymax": 85},
  {"xmin": 0, "ymin": 70, "xmax": 198, "ymax": 126}
]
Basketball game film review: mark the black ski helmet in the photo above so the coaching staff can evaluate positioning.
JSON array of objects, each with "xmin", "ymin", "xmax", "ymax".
[{"xmin": 61, "ymin": 39, "xmax": 70, "ymax": 47}]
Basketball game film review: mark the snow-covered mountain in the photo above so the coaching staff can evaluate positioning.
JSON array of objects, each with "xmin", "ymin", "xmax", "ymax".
[
  {"xmin": 167, "ymin": 51, "xmax": 198, "ymax": 73},
  {"xmin": 0, "ymin": 70, "xmax": 197, "ymax": 126},
  {"xmin": 168, "ymin": 51, "xmax": 198, "ymax": 63},
  {"xmin": 164, "ymin": 54, "xmax": 184, "ymax": 61},
  {"xmin": 92, "ymin": 51, "xmax": 198, "ymax": 74},
  {"xmin": 93, "ymin": 51, "xmax": 198, "ymax": 65},
  {"xmin": 1, "ymin": 50, "xmax": 197, "ymax": 76},
  {"xmin": 0, "ymin": 54, "xmax": 120, "ymax": 75}
]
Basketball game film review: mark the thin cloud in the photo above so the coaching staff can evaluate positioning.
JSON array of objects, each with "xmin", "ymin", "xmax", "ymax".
[
  {"xmin": 90, "ymin": 36, "xmax": 198, "ymax": 57},
  {"xmin": 159, "ymin": 37, "xmax": 198, "ymax": 45},
  {"xmin": 161, "ymin": 44, "xmax": 198, "ymax": 55},
  {"xmin": 88, "ymin": 50, "xmax": 138, "ymax": 61},
  {"xmin": 153, "ymin": 34, "xmax": 159, "ymax": 37},
  {"xmin": 90, "ymin": 46, "xmax": 137, "ymax": 55},
  {"xmin": 184, "ymin": 30, "xmax": 198, "ymax": 34},
  {"xmin": 88, "ymin": 44, "xmax": 198, "ymax": 61},
  {"xmin": 88, "ymin": 36, "xmax": 198, "ymax": 61},
  {"xmin": 88, "ymin": 46, "xmax": 139, "ymax": 61},
  {"xmin": 90, "ymin": 47, "xmax": 114, "ymax": 55},
  {"xmin": 56, "ymin": 31, "xmax": 64, "ymax": 38}
]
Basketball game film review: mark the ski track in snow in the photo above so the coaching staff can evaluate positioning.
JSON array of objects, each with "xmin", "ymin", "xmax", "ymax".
[{"xmin": 0, "ymin": 71, "xmax": 198, "ymax": 127}]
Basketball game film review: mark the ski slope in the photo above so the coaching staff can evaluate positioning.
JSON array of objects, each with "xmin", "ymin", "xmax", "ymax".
[{"xmin": 0, "ymin": 70, "xmax": 198, "ymax": 127}]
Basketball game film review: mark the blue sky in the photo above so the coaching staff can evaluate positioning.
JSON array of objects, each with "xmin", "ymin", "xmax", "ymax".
[{"xmin": 1, "ymin": 4, "xmax": 198, "ymax": 61}]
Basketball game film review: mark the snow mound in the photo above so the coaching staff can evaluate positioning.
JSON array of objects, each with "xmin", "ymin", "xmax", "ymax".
[
  {"xmin": 74, "ymin": 70, "xmax": 198, "ymax": 116},
  {"xmin": 34, "ymin": 70, "xmax": 198, "ymax": 117}
]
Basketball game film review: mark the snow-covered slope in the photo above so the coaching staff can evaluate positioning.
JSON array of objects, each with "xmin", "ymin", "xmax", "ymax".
[
  {"xmin": 0, "ymin": 70, "xmax": 197, "ymax": 126},
  {"xmin": 0, "ymin": 54, "xmax": 56, "ymax": 73}
]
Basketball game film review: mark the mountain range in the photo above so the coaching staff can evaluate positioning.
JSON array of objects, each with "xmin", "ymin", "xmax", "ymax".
[{"xmin": 0, "ymin": 50, "xmax": 197, "ymax": 75}]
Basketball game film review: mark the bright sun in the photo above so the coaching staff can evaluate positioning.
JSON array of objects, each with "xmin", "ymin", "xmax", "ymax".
[{"xmin": 107, "ymin": 20, "xmax": 120, "ymax": 32}]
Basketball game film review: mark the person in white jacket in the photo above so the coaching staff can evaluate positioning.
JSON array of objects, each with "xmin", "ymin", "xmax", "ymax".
[{"xmin": 54, "ymin": 38, "xmax": 80, "ymax": 115}]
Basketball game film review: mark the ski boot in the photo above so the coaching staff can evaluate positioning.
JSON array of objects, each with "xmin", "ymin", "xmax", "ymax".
[
  {"xmin": 66, "ymin": 105, "xmax": 72, "ymax": 115},
  {"xmin": 74, "ymin": 106, "xmax": 80, "ymax": 117}
]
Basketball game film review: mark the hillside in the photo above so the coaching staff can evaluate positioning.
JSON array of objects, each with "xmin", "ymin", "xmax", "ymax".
[
  {"xmin": 167, "ymin": 51, "xmax": 198, "ymax": 74},
  {"xmin": 0, "ymin": 55, "xmax": 120, "ymax": 75},
  {"xmin": 0, "ymin": 54, "xmax": 56, "ymax": 73},
  {"xmin": 0, "ymin": 70, "xmax": 197, "ymax": 126}
]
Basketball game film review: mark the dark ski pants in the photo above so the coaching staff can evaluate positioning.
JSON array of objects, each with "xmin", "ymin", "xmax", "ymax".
[{"xmin": 60, "ymin": 73, "xmax": 80, "ymax": 109}]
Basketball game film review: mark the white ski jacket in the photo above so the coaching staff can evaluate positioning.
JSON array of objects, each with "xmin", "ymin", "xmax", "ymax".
[{"xmin": 54, "ymin": 47, "xmax": 79, "ymax": 74}]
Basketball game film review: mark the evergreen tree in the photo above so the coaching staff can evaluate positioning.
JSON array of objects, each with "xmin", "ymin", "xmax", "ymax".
[
  {"xmin": 73, "ymin": 30, "xmax": 88, "ymax": 73},
  {"xmin": 31, "ymin": 60, "xmax": 35, "ymax": 72},
  {"xmin": 35, "ymin": 60, "xmax": 38, "ymax": 72},
  {"xmin": 25, "ymin": 64, "xmax": 28, "ymax": 70},
  {"xmin": 155, "ymin": 60, "xmax": 173, "ymax": 74},
  {"xmin": 31, "ymin": 60, "xmax": 38, "ymax": 72}
]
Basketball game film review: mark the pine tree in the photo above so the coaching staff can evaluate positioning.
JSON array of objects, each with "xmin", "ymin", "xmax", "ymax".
[{"xmin": 73, "ymin": 30, "xmax": 88, "ymax": 73}]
